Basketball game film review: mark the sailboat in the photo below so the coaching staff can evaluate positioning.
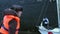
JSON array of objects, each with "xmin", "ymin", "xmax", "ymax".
[{"xmin": 37, "ymin": 0, "xmax": 60, "ymax": 34}]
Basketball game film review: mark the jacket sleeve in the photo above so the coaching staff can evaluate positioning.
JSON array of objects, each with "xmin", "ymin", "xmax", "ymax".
[{"xmin": 9, "ymin": 19, "xmax": 17, "ymax": 34}]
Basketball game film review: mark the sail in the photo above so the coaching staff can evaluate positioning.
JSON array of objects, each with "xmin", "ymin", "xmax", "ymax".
[{"xmin": 56, "ymin": 0, "xmax": 60, "ymax": 28}]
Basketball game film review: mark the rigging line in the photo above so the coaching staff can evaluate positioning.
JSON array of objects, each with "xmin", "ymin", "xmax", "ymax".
[
  {"xmin": 43, "ymin": 1, "xmax": 58, "ymax": 27},
  {"xmin": 43, "ymin": 0, "xmax": 50, "ymax": 18},
  {"xmin": 36, "ymin": 0, "xmax": 50, "ymax": 26}
]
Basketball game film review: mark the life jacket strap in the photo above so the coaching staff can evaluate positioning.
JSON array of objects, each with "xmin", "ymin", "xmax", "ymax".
[
  {"xmin": 1, "ymin": 24, "xmax": 8, "ymax": 31},
  {"xmin": 1, "ymin": 24, "xmax": 19, "ymax": 31}
]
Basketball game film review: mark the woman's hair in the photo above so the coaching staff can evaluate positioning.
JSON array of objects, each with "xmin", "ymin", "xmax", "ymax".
[{"xmin": 3, "ymin": 8, "xmax": 18, "ymax": 16}]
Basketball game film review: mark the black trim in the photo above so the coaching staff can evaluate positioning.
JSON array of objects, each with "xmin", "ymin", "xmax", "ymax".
[
  {"xmin": 1, "ymin": 24, "xmax": 19, "ymax": 31},
  {"xmin": 1, "ymin": 24, "xmax": 8, "ymax": 31}
]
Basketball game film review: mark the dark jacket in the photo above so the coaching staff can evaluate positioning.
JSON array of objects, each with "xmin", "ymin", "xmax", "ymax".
[{"xmin": 9, "ymin": 19, "xmax": 17, "ymax": 34}]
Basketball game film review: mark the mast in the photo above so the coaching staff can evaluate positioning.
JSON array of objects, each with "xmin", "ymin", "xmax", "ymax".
[{"xmin": 56, "ymin": 0, "xmax": 60, "ymax": 28}]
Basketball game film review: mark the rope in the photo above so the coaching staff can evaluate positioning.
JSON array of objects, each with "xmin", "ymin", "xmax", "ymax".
[
  {"xmin": 36, "ymin": 0, "xmax": 50, "ymax": 26},
  {"xmin": 43, "ymin": 0, "xmax": 50, "ymax": 18}
]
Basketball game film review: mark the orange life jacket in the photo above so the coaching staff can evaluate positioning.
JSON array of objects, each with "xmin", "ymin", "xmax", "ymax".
[{"xmin": 0, "ymin": 15, "xmax": 20, "ymax": 34}]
